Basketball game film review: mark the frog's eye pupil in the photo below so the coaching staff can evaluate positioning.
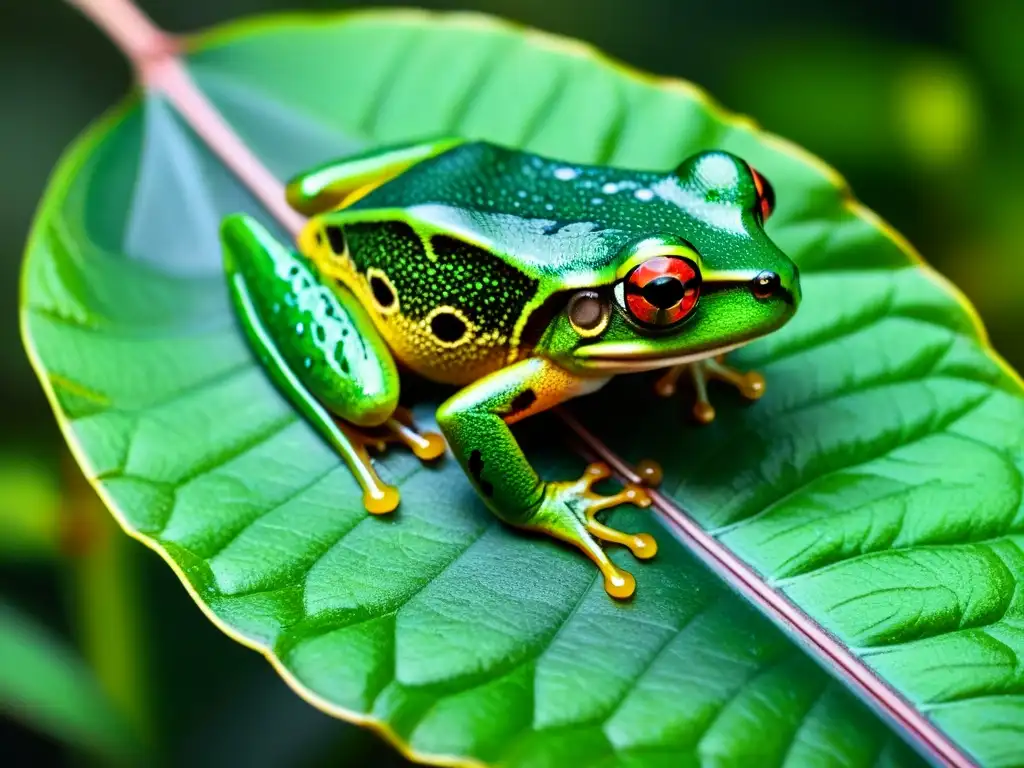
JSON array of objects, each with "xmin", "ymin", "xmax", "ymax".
[
  {"xmin": 623, "ymin": 255, "xmax": 700, "ymax": 327},
  {"xmin": 642, "ymin": 275, "xmax": 687, "ymax": 309}
]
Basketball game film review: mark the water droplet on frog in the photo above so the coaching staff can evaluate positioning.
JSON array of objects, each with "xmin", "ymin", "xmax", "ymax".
[
  {"xmin": 635, "ymin": 188, "xmax": 655, "ymax": 202},
  {"xmin": 554, "ymin": 167, "xmax": 579, "ymax": 181},
  {"xmin": 602, "ymin": 182, "xmax": 618, "ymax": 194},
  {"xmin": 295, "ymin": 322, "xmax": 304, "ymax": 335},
  {"xmin": 591, "ymin": 197, "xmax": 605, "ymax": 205}
]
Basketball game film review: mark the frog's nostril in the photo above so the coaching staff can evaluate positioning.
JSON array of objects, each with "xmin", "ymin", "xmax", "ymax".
[{"xmin": 751, "ymin": 271, "xmax": 781, "ymax": 300}]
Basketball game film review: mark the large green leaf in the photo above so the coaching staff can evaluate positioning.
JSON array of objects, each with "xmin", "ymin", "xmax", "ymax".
[{"xmin": 21, "ymin": 9, "xmax": 1023, "ymax": 766}]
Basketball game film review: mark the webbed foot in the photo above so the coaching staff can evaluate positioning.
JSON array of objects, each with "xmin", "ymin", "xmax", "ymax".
[
  {"xmin": 525, "ymin": 462, "xmax": 657, "ymax": 599},
  {"xmin": 336, "ymin": 407, "xmax": 446, "ymax": 514},
  {"xmin": 655, "ymin": 355, "xmax": 765, "ymax": 424}
]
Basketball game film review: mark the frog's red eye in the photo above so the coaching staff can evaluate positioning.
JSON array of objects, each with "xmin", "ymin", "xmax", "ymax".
[
  {"xmin": 623, "ymin": 256, "xmax": 700, "ymax": 327},
  {"xmin": 750, "ymin": 167, "xmax": 775, "ymax": 222}
]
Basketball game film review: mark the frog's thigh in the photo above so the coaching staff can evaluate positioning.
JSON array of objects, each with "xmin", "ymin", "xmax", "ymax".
[
  {"xmin": 285, "ymin": 137, "xmax": 465, "ymax": 215},
  {"xmin": 221, "ymin": 214, "xmax": 400, "ymax": 428},
  {"xmin": 436, "ymin": 358, "xmax": 600, "ymax": 523}
]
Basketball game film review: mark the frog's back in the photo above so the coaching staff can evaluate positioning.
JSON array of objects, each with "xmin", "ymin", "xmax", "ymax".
[{"xmin": 348, "ymin": 141, "xmax": 671, "ymax": 278}]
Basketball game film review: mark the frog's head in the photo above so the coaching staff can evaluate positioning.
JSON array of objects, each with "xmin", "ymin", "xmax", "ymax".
[{"xmin": 540, "ymin": 150, "xmax": 800, "ymax": 374}]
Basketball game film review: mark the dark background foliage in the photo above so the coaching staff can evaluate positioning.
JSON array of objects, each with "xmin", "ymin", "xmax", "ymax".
[{"xmin": 3, "ymin": 0, "xmax": 1021, "ymax": 764}]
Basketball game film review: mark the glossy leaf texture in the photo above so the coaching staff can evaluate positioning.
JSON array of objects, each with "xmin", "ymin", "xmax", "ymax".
[{"xmin": 20, "ymin": 10, "xmax": 1023, "ymax": 767}]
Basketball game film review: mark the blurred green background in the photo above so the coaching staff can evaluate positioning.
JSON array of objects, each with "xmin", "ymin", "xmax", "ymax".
[{"xmin": 2, "ymin": 0, "xmax": 1022, "ymax": 764}]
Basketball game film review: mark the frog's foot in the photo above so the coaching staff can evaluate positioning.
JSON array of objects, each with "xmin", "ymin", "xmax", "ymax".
[
  {"xmin": 654, "ymin": 355, "xmax": 765, "ymax": 424},
  {"xmin": 525, "ymin": 462, "xmax": 657, "ymax": 599},
  {"xmin": 334, "ymin": 410, "xmax": 446, "ymax": 515}
]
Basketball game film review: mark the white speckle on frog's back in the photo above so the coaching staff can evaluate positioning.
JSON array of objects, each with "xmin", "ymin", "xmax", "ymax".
[
  {"xmin": 554, "ymin": 167, "xmax": 580, "ymax": 181},
  {"xmin": 634, "ymin": 188, "xmax": 655, "ymax": 202}
]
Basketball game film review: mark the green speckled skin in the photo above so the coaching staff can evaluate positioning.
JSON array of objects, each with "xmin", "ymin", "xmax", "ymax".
[
  {"xmin": 222, "ymin": 214, "xmax": 398, "ymax": 426},
  {"xmin": 223, "ymin": 137, "xmax": 801, "ymax": 598}
]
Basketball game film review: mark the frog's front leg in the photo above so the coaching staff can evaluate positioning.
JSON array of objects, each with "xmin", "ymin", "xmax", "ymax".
[
  {"xmin": 221, "ymin": 215, "xmax": 444, "ymax": 514},
  {"xmin": 654, "ymin": 355, "xmax": 765, "ymax": 424},
  {"xmin": 437, "ymin": 358, "xmax": 656, "ymax": 599}
]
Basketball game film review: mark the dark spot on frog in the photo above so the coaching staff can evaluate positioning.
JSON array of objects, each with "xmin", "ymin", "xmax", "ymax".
[
  {"xmin": 508, "ymin": 389, "xmax": 537, "ymax": 415},
  {"xmin": 325, "ymin": 225, "xmax": 346, "ymax": 254},
  {"xmin": 469, "ymin": 450, "xmax": 494, "ymax": 496},
  {"xmin": 333, "ymin": 344, "xmax": 350, "ymax": 375},
  {"xmin": 315, "ymin": 324, "xmax": 326, "ymax": 343},
  {"xmin": 431, "ymin": 311, "xmax": 467, "ymax": 343},
  {"xmin": 370, "ymin": 273, "xmax": 396, "ymax": 308}
]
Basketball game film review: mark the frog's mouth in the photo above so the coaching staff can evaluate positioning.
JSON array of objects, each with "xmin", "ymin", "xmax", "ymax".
[{"xmin": 572, "ymin": 340, "xmax": 751, "ymax": 373}]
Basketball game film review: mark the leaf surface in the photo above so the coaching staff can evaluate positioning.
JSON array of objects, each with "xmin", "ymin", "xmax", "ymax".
[{"xmin": 22, "ymin": 10, "xmax": 1023, "ymax": 766}]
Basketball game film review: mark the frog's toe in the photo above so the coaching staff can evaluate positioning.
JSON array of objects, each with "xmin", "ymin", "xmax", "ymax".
[
  {"xmin": 656, "ymin": 356, "xmax": 766, "ymax": 424},
  {"xmin": 334, "ymin": 420, "xmax": 401, "ymax": 514},
  {"xmin": 333, "ymin": 409, "xmax": 446, "ymax": 513},
  {"xmin": 363, "ymin": 485, "xmax": 401, "ymax": 515},
  {"xmin": 527, "ymin": 462, "xmax": 658, "ymax": 600},
  {"xmin": 348, "ymin": 407, "xmax": 447, "ymax": 463},
  {"xmin": 704, "ymin": 356, "xmax": 766, "ymax": 401},
  {"xmin": 654, "ymin": 364, "xmax": 685, "ymax": 398},
  {"xmin": 385, "ymin": 408, "xmax": 447, "ymax": 461}
]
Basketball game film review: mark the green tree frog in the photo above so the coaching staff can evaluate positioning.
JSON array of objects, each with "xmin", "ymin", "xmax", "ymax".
[{"xmin": 220, "ymin": 138, "xmax": 800, "ymax": 599}]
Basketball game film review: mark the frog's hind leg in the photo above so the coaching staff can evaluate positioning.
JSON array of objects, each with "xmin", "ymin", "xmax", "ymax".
[
  {"xmin": 655, "ymin": 355, "xmax": 766, "ymax": 424},
  {"xmin": 221, "ymin": 214, "xmax": 443, "ymax": 514}
]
